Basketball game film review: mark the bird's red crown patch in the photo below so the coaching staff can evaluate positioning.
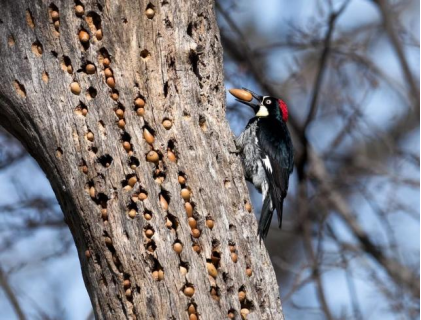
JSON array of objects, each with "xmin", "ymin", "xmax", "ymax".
[{"xmin": 278, "ymin": 99, "xmax": 288, "ymax": 122}]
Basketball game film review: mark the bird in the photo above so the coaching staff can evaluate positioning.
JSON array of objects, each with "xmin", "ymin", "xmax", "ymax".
[{"xmin": 232, "ymin": 88, "xmax": 294, "ymax": 240}]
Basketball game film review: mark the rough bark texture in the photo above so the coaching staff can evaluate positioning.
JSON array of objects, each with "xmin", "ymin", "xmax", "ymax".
[{"xmin": 0, "ymin": 1, "xmax": 283, "ymax": 319}]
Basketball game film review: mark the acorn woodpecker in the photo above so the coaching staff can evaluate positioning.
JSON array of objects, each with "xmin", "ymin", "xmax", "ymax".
[{"xmin": 233, "ymin": 88, "xmax": 293, "ymax": 240}]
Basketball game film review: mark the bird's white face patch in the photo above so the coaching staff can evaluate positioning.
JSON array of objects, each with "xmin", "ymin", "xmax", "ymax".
[
  {"xmin": 256, "ymin": 105, "xmax": 269, "ymax": 117},
  {"xmin": 262, "ymin": 156, "xmax": 272, "ymax": 173}
]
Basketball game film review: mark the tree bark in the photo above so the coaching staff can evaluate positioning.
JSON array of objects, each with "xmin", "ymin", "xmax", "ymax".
[{"xmin": 0, "ymin": 0, "xmax": 283, "ymax": 319}]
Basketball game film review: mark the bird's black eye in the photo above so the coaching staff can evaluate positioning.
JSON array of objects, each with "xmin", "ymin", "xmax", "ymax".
[{"xmin": 265, "ymin": 99, "xmax": 272, "ymax": 105}]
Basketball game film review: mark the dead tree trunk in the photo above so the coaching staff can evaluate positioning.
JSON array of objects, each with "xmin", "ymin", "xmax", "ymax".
[{"xmin": 0, "ymin": 0, "xmax": 283, "ymax": 319}]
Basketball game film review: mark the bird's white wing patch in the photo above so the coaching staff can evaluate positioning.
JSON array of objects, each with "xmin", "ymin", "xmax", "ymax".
[{"xmin": 262, "ymin": 156, "xmax": 272, "ymax": 173}]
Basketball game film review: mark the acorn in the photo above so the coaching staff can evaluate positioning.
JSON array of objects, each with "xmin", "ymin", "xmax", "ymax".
[
  {"xmin": 85, "ymin": 250, "xmax": 91, "ymax": 258},
  {"xmin": 85, "ymin": 63, "xmax": 96, "ymax": 74},
  {"xmin": 178, "ymin": 175, "xmax": 186, "ymax": 185},
  {"xmin": 111, "ymin": 92, "xmax": 119, "ymax": 101},
  {"xmin": 123, "ymin": 279, "xmax": 131, "ymax": 289},
  {"xmin": 101, "ymin": 208, "xmax": 107, "ymax": 220},
  {"xmin": 145, "ymin": 228, "xmax": 154, "ymax": 238},
  {"xmin": 167, "ymin": 150, "xmax": 176, "ymax": 162},
  {"xmin": 189, "ymin": 314, "xmax": 197, "ymax": 320},
  {"xmin": 192, "ymin": 244, "xmax": 201, "ymax": 253},
  {"xmin": 187, "ymin": 217, "xmax": 197, "ymax": 229},
  {"xmin": 144, "ymin": 212, "xmax": 152, "ymax": 220},
  {"xmin": 191, "ymin": 228, "xmax": 200, "ymax": 238},
  {"xmin": 116, "ymin": 119, "xmax": 125, "ymax": 129},
  {"xmin": 70, "ymin": 82, "xmax": 81, "ymax": 95},
  {"xmin": 139, "ymin": 192, "xmax": 148, "ymax": 200},
  {"xmin": 89, "ymin": 186, "xmax": 96, "ymax": 198},
  {"xmin": 207, "ymin": 262, "xmax": 217, "ymax": 278},
  {"xmin": 238, "ymin": 291, "xmax": 246, "ymax": 302},
  {"xmin": 162, "ymin": 119, "xmax": 172, "ymax": 129},
  {"xmin": 143, "ymin": 128, "xmax": 154, "ymax": 144},
  {"xmin": 245, "ymin": 203, "xmax": 252, "ymax": 213},
  {"xmin": 82, "ymin": 165, "xmax": 88, "ymax": 174},
  {"xmin": 180, "ymin": 265, "xmax": 188, "ymax": 275},
  {"xmin": 54, "ymin": 20, "xmax": 60, "ymax": 29},
  {"xmin": 51, "ymin": 11, "xmax": 59, "ymax": 21},
  {"xmin": 184, "ymin": 202, "xmax": 193, "ymax": 217},
  {"xmin": 206, "ymin": 219, "xmax": 214, "ymax": 229},
  {"xmin": 87, "ymin": 131, "xmax": 94, "ymax": 141},
  {"xmin": 228, "ymin": 311, "xmax": 235, "ymax": 319},
  {"xmin": 229, "ymin": 245, "xmax": 236, "ymax": 253},
  {"xmin": 123, "ymin": 141, "xmax": 131, "ymax": 151},
  {"xmin": 183, "ymin": 286, "xmax": 194, "ymax": 297},
  {"xmin": 75, "ymin": 5, "xmax": 84, "ymax": 16},
  {"xmin": 134, "ymin": 98, "xmax": 145, "ymax": 108},
  {"xmin": 95, "ymin": 29, "xmax": 103, "ymax": 40},
  {"xmin": 160, "ymin": 195, "xmax": 168, "ymax": 211},
  {"xmin": 229, "ymin": 88, "xmax": 253, "ymax": 102},
  {"xmin": 125, "ymin": 289, "xmax": 132, "ymax": 298},
  {"xmin": 231, "ymin": 252, "xmax": 238, "ymax": 263},
  {"xmin": 246, "ymin": 268, "xmax": 253, "ymax": 277},
  {"xmin": 104, "ymin": 68, "xmax": 113, "ymax": 78},
  {"xmin": 128, "ymin": 209, "xmax": 136, "ymax": 218},
  {"xmin": 82, "ymin": 108, "xmax": 88, "ymax": 116},
  {"xmin": 103, "ymin": 57, "xmax": 111, "ymax": 67},
  {"xmin": 115, "ymin": 108, "xmax": 124, "ymax": 118},
  {"xmin": 146, "ymin": 151, "xmax": 159, "ymax": 163},
  {"xmin": 173, "ymin": 242, "xmax": 183, "ymax": 254},
  {"xmin": 136, "ymin": 107, "xmax": 145, "ymax": 116},
  {"xmin": 240, "ymin": 308, "xmax": 249, "ymax": 319},
  {"xmin": 106, "ymin": 77, "xmax": 115, "ymax": 88},
  {"xmin": 128, "ymin": 176, "xmax": 137, "ymax": 187},
  {"xmin": 158, "ymin": 269, "xmax": 164, "ymax": 280},
  {"xmin": 180, "ymin": 188, "xmax": 191, "ymax": 201},
  {"xmin": 79, "ymin": 30, "xmax": 90, "ymax": 43},
  {"xmin": 145, "ymin": 8, "xmax": 155, "ymax": 19},
  {"xmin": 188, "ymin": 304, "xmax": 196, "ymax": 315},
  {"xmin": 104, "ymin": 236, "xmax": 112, "ymax": 246},
  {"xmin": 152, "ymin": 270, "xmax": 159, "ymax": 280},
  {"xmin": 67, "ymin": 65, "xmax": 73, "ymax": 74}
]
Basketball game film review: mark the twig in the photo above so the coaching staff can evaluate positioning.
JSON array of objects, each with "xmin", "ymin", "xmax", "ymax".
[{"xmin": 0, "ymin": 266, "xmax": 26, "ymax": 320}]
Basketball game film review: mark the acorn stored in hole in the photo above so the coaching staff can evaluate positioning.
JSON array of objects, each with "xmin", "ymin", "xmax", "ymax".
[
  {"xmin": 185, "ymin": 202, "xmax": 193, "ymax": 217},
  {"xmin": 85, "ymin": 64, "xmax": 96, "ymax": 74},
  {"xmin": 136, "ymin": 107, "xmax": 145, "ymax": 116},
  {"xmin": 192, "ymin": 244, "xmax": 201, "ymax": 253},
  {"xmin": 146, "ymin": 151, "xmax": 159, "ymax": 163},
  {"xmin": 173, "ymin": 242, "xmax": 183, "ymax": 254},
  {"xmin": 139, "ymin": 192, "xmax": 148, "ymax": 200},
  {"xmin": 231, "ymin": 252, "xmax": 238, "ymax": 263},
  {"xmin": 70, "ymin": 82, "xmax": 81, "ymax": 95},
  {"xmin": 79, "ymin": 30, "xmax": 90, "ymax": 43},
  {"xmin": 191, "ymin": 228, "xmax": 200, "ymax": 238},
  {"xmin": 145, "ymin": 8, "xmax": 155, "ymax": 19},
  {"xmin": 245, "ymin": 203, "xmax": 252, "ymax": 213},
  {"xmin": 238, "ymin": 291, "xmax": 246, "ymax": 302},
  {"xmin": 115, "ymin": 108, "xmax": 124, "ymax": 118},
  {"xmin": 128, "ymin": 209, "xmax": 136, "ymax": 218},
  {"xmin": 246, "ymin": 268, "xmax": 253, "ymax": 277},
  {"xmin": 51, "ymin": 11, "xmax": 59, "ymax": 21},
  {"xmin": 162, "ymin": 119, "xmax": 172, "ymax": 129},
  {"xmin": 160, "ymin": 195, "xmax": 168, "ymax": 211},
  {"xmin": 178, "ymin": 175, "xmax": 186, "ymax": 184},
  {"xmin": 207, "ymin": 262, "xmax": 217, "ymax": 278},
  {"xmin": 167, "ymin": 150, "xmax": 176, "ymax": 162},
  {"xmin": 95, "ymin": 29, "xmax": 103, "ymax": 40},
  {"xmin": 106, "ymin": 77, "xmax": 115, "ymax": 88},
  {"xmin": 104, "ymin": 68, "xmax": 113, "ymax": 78},
  {"xmin": 134, "ymin": 98, "xmax": 145, "ymax": 108},
  {"xmin": 144, "ymin": 212, "xmax": 152, "ymax": 220},
  {"xmin": 188, "ymin": 304, "xmax": 196, "ymax": 315},
  {"xmin": 180, "ymin": 265, "xmax": 188, "ymax": 275},
  {"xmin": 75, "ymin": 5, "xmax": 84, "ymax": 16},
  {"xmin": 229, "ymin": 88, "xmax": 253, "ymax": 102},
  {"xmin": 123, "ymin": 279, "xmax": 131, "ymax": 288},
  {"xmin": 188, "ymin": 217, "xmax": 197, "ymax": 229},
  {"xmin": 89, "ymin": 186, "xmax": 95, "ymax": 198},
  {"xmin": 240, "ymin": 308, "xmax": 250, "ymax": 319},
  {"xmin": 183, "ymin": 286, "xmax": 195, "ymax": 297},
  {"xmin": 87, "ymin": 132, "xmax": 94, "ymax": 141},
  {"xmin": 143, "ymin": 128, "xmax": 154, "ymax": 144},
  {"xmin": 206, "ymin": 219, "xmax": 214, "ymax": 229},
  {"xmin": 123, "ymin": 141, "xmax": 131, "ymax": 151},
  {"xmin": 145, "ymin": 228, "xmax": 154, "ymax": 238},
  {"xmin": 103, "ymin": 58, "xmax": 111, "ymax": 67},
  {"xmin": 181, "ymin": 188, "xmax": 191, "ymax": 201},
  {"xmin": 128, "ymin": 176, "xmax": 137, "ymax": 187}
]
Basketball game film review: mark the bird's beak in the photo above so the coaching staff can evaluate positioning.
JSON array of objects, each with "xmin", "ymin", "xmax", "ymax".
[{"xmin": 235, "ymin": 87, "xmax": 263, "ymax": 113}]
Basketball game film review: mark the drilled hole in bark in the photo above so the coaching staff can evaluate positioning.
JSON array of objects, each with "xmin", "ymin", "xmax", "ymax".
[
  {"xmin": 13, "ymin": 80, "xmax": 26, "ymax": 97},
  {"xmin": 74, "ymin": 102, "xmax": 88, "ymax": 116},
  {"xmin": 99, "ymin": 48, "xmax": 111, "ymax": 66},
  {"xmin": 85, "ymin": 130, "xmax": 94, "ymax": 142},
  {"xmin": 86, "ymin": 11, "xmax": 101, "ymax": 30},
  {"xmin": 192, "ymin": 242, "xmax": 201, "ymax": 254},
  {"xmin": 8, "ymin": 35, "xmax": 15, "ymax": 47},
  {"xmin": 153, "ymin": 168, "xmax": 166, "ymax": 184},
  {"xmin": 211, "ymin": 251, "xmax": 221, "ymax": 268},
  {"xmin": 145, "ymin": 3, "xmax": 155, "ymax": 19},
  {"xmin": 199, "ymin": 115, "xmax": 207, "ymax": 131},
  {"xmin": 145, "ymin": 239, "xmax": 156, "ymax": 253},
  {"xmin": 129, "ymin": 156, "xmax": 140, "ymax": 169},
  {"xmin": 79, "ymin": 159, "xmax": 88, "ymax": 174},
  {"xmin": 151, "ymin": 258, "xmax": 164, "ymax": 281},
  {"xmin": 42, "ymin": 71, "xmax": 49, "ymax": 83},
  {"xmin": 140, "ymin": 49, "xmax": 151, "ymax": 60},
  {"xmin": 97, "ymin": 154, "xmax": 113, "ymax": 167},
  {"xmin": 86, "ymin": 87, "xmax": 97, "ymax": 99},
  {"xmin": 163, "ymin": 81, "xmax": 169, "ymax": 97},
  {"xmin": 179, "ymin": 261, "xmax": 189, "ymax": 275},
  {"xmin": 167, "ymin": 140, "xmax": 177, "ymax": 163},
  {"xmin": 55, "ymin": 147, "xmax": 63, "ymax": 158},
  {"xmin": 127, "ymin": 202, "xmax": 137, "ymax": 219},
  {"xmin": 78, "ymin": 27, "xmax": 90, "ymax": 50},
  {"xmin": 31, "ymin": 40, "xmax": 43, "ymax": 56},
  {"xmin": 187, "ymin": 22, "xmax": 193, "ymax": 37},
  {"xmin": 62, "ymin": 56, "xmax": 73, "ymax": 74},
  {"xmin": 26, "ymin": 9, "xmax": 35, "ymax": 28},
  {"xmin": 143, "ymin": 209, "xmax": 152, "ymax": 220},
  {"xmin": 144, "ymin": 225, "xmax": 155, "ymax": 239},
  {"xmin": 49, "ymin": 4, "xmax": 59, "ymax": 31},
  {"xmin": 210, "ymin": 285, "xmax": 220, "ymax": 301},
  {"xmin": 89, "ymin": 146, "xmax": 98, "ymax": 154},
  {"xmin": 227, "ymin": 309, "xmax": 236, "ymax": 319},
  {"xmin": 159, "ymin": 190, "xmax": 170, "ymax": 211},
  {"xmin": 74, "ymin": 0, "xmax": 85, "ymax": 17},
  {"xmin": 166, "ymin": 213, "xmax": 178, "ymax": 230},
  {"xmin": 110, "ymin": 89, "xmax": 119, "ymax": 101},
  {"xmin": 189, "ymin": 50, "xmax": 201, "ymax": 80}
]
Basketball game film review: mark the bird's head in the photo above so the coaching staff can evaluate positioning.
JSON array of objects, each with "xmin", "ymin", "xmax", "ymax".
[{"xmin": 231, "ymin": 88, "xmax": 288, "ymax": 122}]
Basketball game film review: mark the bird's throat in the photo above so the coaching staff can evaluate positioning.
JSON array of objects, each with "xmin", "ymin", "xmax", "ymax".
[{"xmin": 256, "ymin": 105, "xmax": 269, "ymax": 117}]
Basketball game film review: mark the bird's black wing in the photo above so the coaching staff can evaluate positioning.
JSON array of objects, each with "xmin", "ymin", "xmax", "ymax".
[{"xmin": 257, "ymin": 119, "xmax": 293, "ymax": 228}]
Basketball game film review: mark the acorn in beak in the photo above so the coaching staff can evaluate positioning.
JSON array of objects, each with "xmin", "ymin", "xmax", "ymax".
[{"xmin": 229, "ymin": 88, "xmax": 265, "ymax": 115}]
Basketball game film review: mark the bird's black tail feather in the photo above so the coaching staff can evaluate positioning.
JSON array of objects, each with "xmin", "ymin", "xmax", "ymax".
[{"xmin": 258, "ymin": 196, "xmax": 274, "ymax": 240}]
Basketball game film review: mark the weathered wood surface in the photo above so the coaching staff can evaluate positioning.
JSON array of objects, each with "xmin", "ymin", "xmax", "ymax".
[{"xmin": 0, "ymin": 0, "xmax": 284, "ymax": 319}]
